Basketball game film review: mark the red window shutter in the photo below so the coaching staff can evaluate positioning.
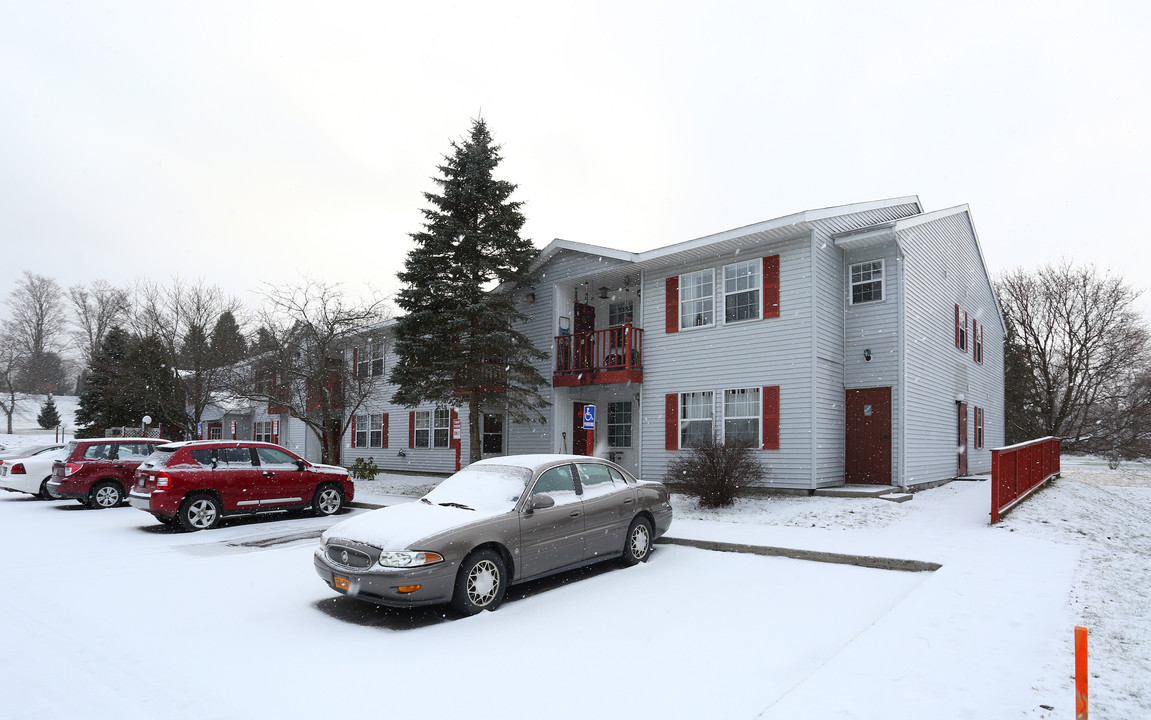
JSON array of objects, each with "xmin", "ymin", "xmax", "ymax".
[
  {"xmin": 665, "ymin": 276, "xmax": 679, "ymax": 333},
  {"xmin": 381, "ymin": 413, "xmax": 389, "ymax": 449},
  {"xmin": 954, "ymin": 305, "xmax": 960, "ymax": 348},
  {"xmin": 350, "ymin": 415, "xmax": 356, "ymax": 448},
  {"xmin": 409, "ymin": 411, "xmax": 416, "ymax": 448},
  {"xmin": 762, "ymin": 386, "xmax": 780, "ymax": 450},
  {"xmin": 664, "ymin": 394, "xmax": 678, "ymax": 450},
  {"xmin": 450, "ymin": 409, "xmax": 459, "ymax": 450},
  {"xmin": 763, "ymin": 255, "xmax": 780, "ymax": 319}
]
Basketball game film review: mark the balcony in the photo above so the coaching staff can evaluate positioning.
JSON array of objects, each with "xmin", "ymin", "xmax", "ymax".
[{"xmin": 553, "ymin": 323, "xmax": 644, "ymax": 387}]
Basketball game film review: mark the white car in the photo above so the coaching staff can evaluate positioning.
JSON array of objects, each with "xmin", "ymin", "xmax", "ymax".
[{"xmin": 0, "ymin": 445, "xmax": 69, "ymax": 499}]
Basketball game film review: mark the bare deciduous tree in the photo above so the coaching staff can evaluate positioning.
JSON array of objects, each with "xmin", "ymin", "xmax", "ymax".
[
  {"xmin": 3, "ymin": 271, "xmax": 67, "ymax": 392},
  {"xmin": 229, "ymin": 280, "xmax": 388, "ymax": 465},
  {"xmin": 0, "ymin": 327, "xmax": 25, "ymax": 434},
  {"xmin": 998, "ymin": 262, "xmax": 1150, "ymax": 451},
  {"xmin": 126, "ymin": 277, "xmax": 246, "ymax": 435},
  {"xmin": 68, "ymin": 280, "xmax": 131, "ymax": 366}
]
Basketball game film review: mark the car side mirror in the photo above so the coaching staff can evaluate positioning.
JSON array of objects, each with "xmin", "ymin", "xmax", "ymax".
[
  {"xmin": 211, "ymin": 459, "xmax": 218, "ymax": 469},
  {"xmin": 527, "ymin": 494, "xmax": 555, "ymax": 513},
  {"xmin": 295, "ymin": 459, "xmax": 306, "ymax": 471}
]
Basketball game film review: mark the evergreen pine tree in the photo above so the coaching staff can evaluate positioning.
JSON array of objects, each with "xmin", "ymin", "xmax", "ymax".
[
  {"xmin": 37, "ymin": 394, "xmax": 61, "ymax": 429},
  {"xmin": 130, "ymin": 334, "xmax": 187, "ymax": 435},
  {"xmin": 210, "ymin": 311, "xmax": 247, "ymax": 366},
  {"xmin": 76, "ymin": 326, "xmax": 135, "ymax": 432},
  {"xmin": 391, "ymin": 118, "xmax": 548, "ymax": 463}
]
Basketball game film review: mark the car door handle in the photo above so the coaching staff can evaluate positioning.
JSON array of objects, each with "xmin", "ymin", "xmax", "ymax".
[
  {"xmin": 623, "ymin": 498, "xmax": 634, "ymax": 504},
  {"xmin": 569, "ymin": 511, "xmax": 581, "ymax": 517},
  {"xmin": 263, "ymin": 471, "xmax": 275, "ymax": 477},
  {"xmin": 113, "ymin": 465, "xmax": 126, "ymax": 469}
]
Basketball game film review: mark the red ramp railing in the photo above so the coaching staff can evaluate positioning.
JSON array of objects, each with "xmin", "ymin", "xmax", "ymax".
[{"xmin": 990, "ymin": 436, "xmax": 1061, "ymax": 523}]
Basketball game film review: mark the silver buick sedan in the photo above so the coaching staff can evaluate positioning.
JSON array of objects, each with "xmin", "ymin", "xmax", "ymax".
[{"xmin": 314, "ymin": 454, "xmax": 673, "ymax": 615}]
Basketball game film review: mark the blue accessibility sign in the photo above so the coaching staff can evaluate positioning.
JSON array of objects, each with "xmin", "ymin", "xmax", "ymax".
[{"xmin": 582, "ymin": 404, "xmax": 596, "ymax": 430}]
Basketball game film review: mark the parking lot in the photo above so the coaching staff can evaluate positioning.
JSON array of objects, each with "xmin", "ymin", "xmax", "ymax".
[{"xmin": 0, "ymin": 493, "xmax": 927, "ymax": 719}]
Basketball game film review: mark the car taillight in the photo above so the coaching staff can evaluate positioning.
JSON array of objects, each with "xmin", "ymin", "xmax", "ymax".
[
  {"xmin": 11, "ymin": 463, "xmax": 25, "ymax": 474},
  {"xmin": 154, "ymin": 472, "xmax": 170, "ymax": 487},
  {"xmin": 65, "ymin": 462, "xmax": 84, "ymax": 476}
]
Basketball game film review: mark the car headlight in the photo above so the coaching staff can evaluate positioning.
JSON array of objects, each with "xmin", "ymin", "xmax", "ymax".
[
  {"xmin": 378, "ymin": 551, "xmax": 444, "ymax": 568},
  {"xmin": 319, "ymin": 536, "xmax": 330, "ymax": 550}
]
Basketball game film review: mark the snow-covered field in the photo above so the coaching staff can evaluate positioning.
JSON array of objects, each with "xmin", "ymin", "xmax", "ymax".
[{"xmin": 2, "ymin": 417, "xmax": 1148, "ymax": 718}]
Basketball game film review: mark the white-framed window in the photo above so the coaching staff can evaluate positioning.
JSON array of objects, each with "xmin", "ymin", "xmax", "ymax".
[
  {"xmin": 369, "ymin": 414, "xmax": 384, "ymax": 447},
  {"xmin": 680, "ymin": 391, "xmax": 714, "ymax": 448},
  {"xmin": 723, "ymin": 260, "xmax": 760, "ymax": 323},
  {"xmin": 608, "ymin": 300, "xmax": 634, "ymax": 327},
  {"xmin": 679, "ymin": 269, "xmax": 714, "ymax": 329},
  {"xmin": 254, "ymin": 421, "xmax": 273, "ymax": 443},
  {"xmin": 607, "ymin": 401, "xmax": 632, "ymax": 448},
  {"xmin": 414, "ymin": 409, "xmax": 450, "ymax": 449},
  {"xmin": 850, "ymin": 260, "xmax": 884, "ymax": 304},
  {"xmin": 358, "ymin": 342, "xmax": 385, "ymax": 378},
  {"xmin": 354, "ymin": 414, "xmax": 369, "ymax": 448},
  {"xmin": 724, "ymin": 388, "xmax": 760, "ymax": 446},
  {"xmin": 208, "ymin": 424, "xmax": 222, "ymax": 440}
]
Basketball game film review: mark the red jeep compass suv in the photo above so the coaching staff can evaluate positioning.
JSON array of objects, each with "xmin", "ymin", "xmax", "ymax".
[
  {"xmin": 47, "ymin": 438, "xmax": 168, "ymax": 508},
  {"xmin": 129, "ymin": 440, "xmax": 355, "ymax": 531}
]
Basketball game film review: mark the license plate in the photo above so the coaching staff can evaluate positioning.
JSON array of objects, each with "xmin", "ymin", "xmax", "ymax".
[{"xmin": 333, "ymin": 576, "xmax": 350, "ymax": 590}]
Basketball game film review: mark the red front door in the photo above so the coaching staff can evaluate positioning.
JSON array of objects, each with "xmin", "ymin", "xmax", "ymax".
[
  {"xmin": 572, "ymin": 402, "xmax": 594, "ymax": 456},
  {"xmin": 957, "ymin": 402, "xmax": 969, "ymax": 477},
  {"xmin": 845, "ymin": 387, "xmax": 893, "ymax": 484}
]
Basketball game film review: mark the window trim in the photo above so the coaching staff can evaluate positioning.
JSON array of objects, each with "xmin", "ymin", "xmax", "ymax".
[
  {"xmin": 414, "ymin": 408, "xmax": 451, "ymax": 449},
  {"xmin": 607, "ymin": 401, "xmax": 633, "ymax": 448},
  {"xmin": 679, "ymin": 391, "xmax": 714, "ymax": 449},
  {"xmin": 722, "ymin": 387, "xmax": 761, "ymax": 447},
  {"xmin": 678, "ymin": 269, "xmax": 716, "ymax": 331},
  {"xmin": 722, "ymin": 260, "xmax": 761, "ymax": 324},
  {"xmin": 849, "ymin": 259, "xmax": 885, "ymax": 305}
]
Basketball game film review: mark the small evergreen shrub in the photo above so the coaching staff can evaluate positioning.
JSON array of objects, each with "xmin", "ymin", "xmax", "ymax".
[
  {"xmin": 37, "ymin": 395, "xmax": 61, "ymax": 429},
  {"xmin": 663, "ymin": 434, "xmax": 765, "ymax": 508},
  {"xmin": 349, "ymin": 457, "xmax": 380, "ymax": 481}
]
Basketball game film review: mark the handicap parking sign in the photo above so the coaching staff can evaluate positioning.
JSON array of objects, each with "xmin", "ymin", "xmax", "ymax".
[{"xmin": 582, "ymin": 404, "xmax": 596, "ymax": 430}]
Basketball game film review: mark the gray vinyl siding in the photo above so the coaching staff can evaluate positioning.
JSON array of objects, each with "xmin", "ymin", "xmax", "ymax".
[
  {"xmin": 900, "ymin": 211, "xmax": 1005, "ymax": 483},
  {"xmin": 640, "ymin": 236, "xmax": 815, "ymax": 488},
  {"xmin": 842, "ymin": 242, "xmax": 903, "ymax": 485},
  {"xmin": 508, "ymin": 248, "xmax": 635, "ymax": 457}
]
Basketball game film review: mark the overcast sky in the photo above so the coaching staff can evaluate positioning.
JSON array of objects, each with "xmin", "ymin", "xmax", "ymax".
[{"xmin": 3, "ymin": 1, "xmax": 1150, "ymax": 320}]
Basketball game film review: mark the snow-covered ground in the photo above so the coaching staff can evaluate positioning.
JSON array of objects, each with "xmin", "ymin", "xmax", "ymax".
[{"xmin": 2, "ymin": 418, "xmax": 1147, "ymax": 718}]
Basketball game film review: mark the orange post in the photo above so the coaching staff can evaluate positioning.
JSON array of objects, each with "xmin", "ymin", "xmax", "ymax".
[{"xmin": 1075, "ymin": 626, "xmax": 1088, "ymax": 719}]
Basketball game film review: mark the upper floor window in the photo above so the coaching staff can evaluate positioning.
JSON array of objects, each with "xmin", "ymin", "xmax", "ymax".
[
  {"xmin": 724, "ymin": 260, "xmax": 761, "ymax": 323},
  {"xmin": 608, "ymin": 301, "xmax": 634, "ymax": 327},
  {"xmin": 679, "ymin": 270, "xmax": 714, "ymax": 329},
  {"xmin": 358, "ymin": 342, "xmax": 385, "ymax": 378},
  {"xmin": 850, "ymin": 260, "xmax": 884, "ymax": 304},
  {"xmin": 955, "ymin": 305, "xmax": 968, "ymax": 352}
]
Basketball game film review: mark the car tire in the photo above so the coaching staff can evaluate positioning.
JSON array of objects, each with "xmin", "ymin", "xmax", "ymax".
[
  {"xmin": 451, "ymin": 549, "xmax": 507, "ymax": 616},
  {"xmin": 178, "ymin": 494, "xmax": 221, "ymax": 532},
  {"xmin": 88, "ymin": 481, "xmax": 123, "ymax": 509},
  {"xmin": 622, "ymin": 516, "xmax": 653, "ymax": 566},
  {"xmin": 311, "ymin": 484, "xmax": 344, "ymax": 516},
  {"xmin": 38, "ymin": 478, "xmax": 53, "ymax": 500}
]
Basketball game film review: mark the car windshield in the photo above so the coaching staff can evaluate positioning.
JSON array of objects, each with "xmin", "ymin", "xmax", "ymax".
[{"xmin": 422, "ymin": 465, "xmax": 532, "ymax": 512}]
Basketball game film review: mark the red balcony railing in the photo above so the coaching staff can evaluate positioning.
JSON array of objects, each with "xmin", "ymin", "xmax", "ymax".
[{"xmin": 554, "ymin": 323, "xmax": 644, "ymax": 387}]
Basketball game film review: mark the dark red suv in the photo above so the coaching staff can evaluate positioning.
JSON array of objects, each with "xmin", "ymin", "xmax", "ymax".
[
  {"xmin": 128, "ymin": 440, "xmax": 355, "ymax": 531},
  {"xmin": 47, "ymin": 438, "xmax": 169, "ymax": 509}
]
